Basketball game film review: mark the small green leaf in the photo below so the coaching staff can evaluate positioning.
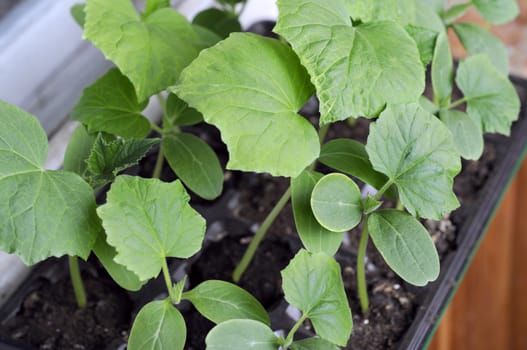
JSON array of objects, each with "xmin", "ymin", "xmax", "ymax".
[
  {"xmin": 206, "ymin": 319, "xmax": 278, "ymax": 350},
  {"xmin": 84, "ymin": 0, "xmax": 203, "ymax": 101},
  {"xmin": 183, "ymin": 280, "xmax": 270, "ymax": 325},
  {"xmin": 368, "ymin": 209, "xmax": 440, "ymax": 286},
  {"xmin": 453, "ymin": 23, "xmax": 508, "ymax": 75},
  {"xmin": 291, "ymin": 170, "xmax": 344, "ymax": 255},
  {"xmin": 71, "ymin": 68, "xmax": 150, "ymax": 139},
  {"xmin": 93, "ymin": 233, "xmax": 144, "ymax": 291},
  {"xmin": 63, "ymin": 124, "xmax": 97, "ymax": 177},
  {"xmin": 86, "ymin": 134, "xmax": 159, "ymax": 188},
  {"xmin": 319, "ymin": 138, "xmax": 394, "ymax": 196},
  {"xmin": 70, "ymin": 3, "xmax": 85, "ymax": 28},
  {"xmin": 193, "ymin": 8, "xmax": 242, "ymax": 38},
  {"xmin": 275, "ymin": 0, "xmax": 424, "ymax": 123},
  {"xmin": 366, "ymin": 103, "xmax": 461, "ymax": 220},
  {"xmin": 310, "ymin": 173, "xmax": 362, "ymax": 233},
  {"xmin": 192, "ymin": 24, "xmax": 223, "ymax": 49},
  {"xmin": 97, "ymin": 176, "xmax": 206, "ymax": 281},
  {"xmin": 456, "ymin": 54, "xmax": 520, "ymax": 135},
  {"xmin": 143, "ymin": 0, "xmax": 170, "ymax": 19},
  {"xmin": 442, "ymin": 2, "xmax": 472, "ymax": 23},
  {"xmin": 164, "ymin": 133, "xmax": 223, "ymax": 200},
  {"xmin": 165, "ymin": 93, "xmax": 203, "ymax": 127},
  {"xmin": 473, "ymin": 0, "xmax": 519, "ymax": 25},
  {"xmin": 291, "ymin": 338, "xmax": 340, "ymax": 350},
  {"xmin": 405, "ymin": 25, "xmax": 438, "ymax": 66},
  {"xmin": 432, "ymin": 32, "xmax": 453, "ymax": 107},
  {"xmin": 362, "ymin": 195, "xmax": 382, "ymax": 215},
  {"xmin": 128, "ymin": 300, "xmax": 186, "ymax": 350},
  {"xmin": 282, "ymin": 250, "xmax": 352, "ymax": 346},
  {"xmin": 440, "ymin": 110, "xmax": 484, "ymax": 160},
  {"xmin": 174, "ymin": 33, "xmax": 319, "ymax": 177},
  {"xmin": 0, "ymin": 101, "xmax": 100, "ymax": 265}
]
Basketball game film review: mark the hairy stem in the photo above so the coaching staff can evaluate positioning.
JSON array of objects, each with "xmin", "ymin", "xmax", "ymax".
[
  {"xmin": 283, "ymin": 313, "xmax": 309, "ymax": 348},
  {"xmin": 446, "ymin": 96, "xmax": 469, "ymax": 110},
  {"xmin": 374, "ymin": 179, "xmax": 394, "ymax": 201},
  {"xmin": 162, "ymin": 258, "xmax": 177, "ymax": 304},
  {"xmin": 152, "ymin": 142, "xmax": 165, "ymax": 179},
  {"xmin": 357, "ymin": 221, "xmax": 370, "ymax": 314},
  {"xmin": 232, "ymin": 187, "xmax": 292, "ymax": 282},
  {"xmin": 68, "ymin": 256, "xmax": 87, "ymax": 308}
]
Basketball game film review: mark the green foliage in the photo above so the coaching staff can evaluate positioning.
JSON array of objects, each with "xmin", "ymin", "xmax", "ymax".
[
  {"xmin": 275, "ymin": 0, "xmax": 424, "ymax": 123},
  {"xmin": 128, "ymin": 300, "xmax": 186, "ymax": 350},
  {"xmin": 164, "ymin": 93, "xmax": 203, "ymax": 127},
  {"xmin": 164, "ymin": 133, "xmax": 223, "ymax": 200},
  {"xmin": 291, "ymin": 171, "xmax": 344, "ymax": 255},
  {"xmin": 143, "ymin": 0, "xmax": 170, "ymax": 19},
  {"xmin": 347, "ymin": 0, "xmax": 416, "ymax": 25},
  {"xmin": 97, "ymin": 176, "xmax": 205, "ymax": 281},
  {"xmin": 368, "ymin": 210, "xmax": 440, "ymax": 286},
  {"xmin": 472, "ymin": 0, "xmax": 519, "ymax": 25},
  {"xmin": 174, "ymin": 33, "xmax": 319, "ymax": 177},
  {"xmin": 310, "ymin": 173, "xmax": 362, "ymax": 233},
  {"xmin": 206, "ymin": 319, "xmax": 278, "ymax": 350},
  {"xmin": 440, "ymin": 110, "xmax": 484, "ymax": 160},
  {"xmin": 193, "ymin": 8, "xmax": 242, "ymax": 38},
  {"xmin": 0, "ymin": 101, "xmax": 100, "ymax": 264},
  {"xmin": 183, "ymin": 280, "xmax": 270, "ymax": 325},
  {"xmin": 432, "ymin": 32, "xmax": 454, "ymax": 107},
  {"xmin": 405, "ymin": 24, "xmax": 438, "ymax": 66},
  {"xmin": 281, "ymin": 250, "xmax": 352, "ymax": 346},
  {"xmin": 70, "ymin": 3, "xmax": 85, "ymax": 28},
  {"xmin": 290, "ymin": 338, "xmax": 340, "ymax": 350}
]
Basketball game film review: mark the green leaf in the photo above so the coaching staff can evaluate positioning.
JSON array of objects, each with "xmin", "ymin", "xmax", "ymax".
[
  {"xmin": 192, "ymin": 24, "xmax": 223, "ymax": 49},
  {"xmin": 368, "ymin": 209, "xmax": 440, "ymax": 286},
  {"xmin": 432, "ymin": 32, "xmax": 453, "ymax": 107},
  {"xmin": 362, "ymin": 195, "xmax": 382, "ymax": 215},
  {"xmin": 193, "ymin": 8, "xmax": 242, "ymax": 39},
  {"xmin": 84, "ymin": 0, "xmax": 203, "ymax": 101},
  {"xmin": 291, "ymin": 170, "xmax": 344, "ymax": 255},
  {"xmin": 164, "ymin": 133, "xmax": 223, "ymax": 200},
  {"xmin": 93, "ymin": 233, "xmax": 144, "ymax": 291},
  {"xmin": 97, "ymin": 176, "xmax": 206, "ymax": 281},
  {"xmin": 63, "ymin": 124, "xmax": 97, "ymax": 177},
  {"xmin": 70, "ymin": 3, "xmax": 85, "ymax": 28},
  {"xmin": 414, "ymin": 0, "xmax": 446, "ymax": 33},
  {"xmin": 319, "ymin": 138, "xmax": 394, "ymax": 196},
  {"xmin": 405, "ymin": 25, "xmax": 438, "ymax": 66},
  {"xmin": 442, "ymin": 2, "xmax": 472, "ymax": 23},
  {"xmin": 128, "ymin": 300, "xmax": 186, "ymax": 350},
  {"xmin": 440, "ymin": 110, "xmax": 484, "ymax": 160},
  {"xmin": 291, "ymin": 338, "xmax": 340, "ymax": 350},
  {"xmin": 282, "ymin": 250, "xmax": 352, "ymax": 346},
  {"xmin": 71, "ymin": 68, "xmax": 150, "ymax": 139},
  {"xmin": 453, "ymin": 23, "xmax": 508, "ymax": 75},
  {"xmin": 347, "ymin": 0, "xmax": 416, "ymax": 25},
  {"xmin": 473, "ymin": 0, "xmax": 519, "ymax": 25},
  {"xmin": 366, "ymin": 103, "xmax": 460, "ymax": 220},
  {"xmin": 165, "ymin": 93, "xmax": 203, "ymax": 127},
  {"xmin": 206, "ymin": 319, "xmax": 278, "ymax": 350},
  {"xmin": 456, "ymin": 54, "xmax": 520, "ymax": 135},
  {"xmin": 275, "ymin": 0, "xmax": 424, "ymax": 123},
  {"xmin": 0, "ymin": 101, "xmax": 100, "ymax": 264},
  {"xmin": 422, "ymin": 0, "xmax": 445, "ymax": 14},
  {"xmin": 174, "ymin": 33, "xmax": 319, "ymax": 177},
  {"xmin": 86, "ymin": 134, "xmax": 159, "ymax": 188},
  {"xmin": 143, "ymin": 0, "xmax": 170, "ymax": 19},
  {"xmin": 183, "ymin": 280, "xmax": 270, "ymax": 325},
  {"xmin": 310, "ymin": 173, "xmax": 362, "ymax": 233},
  {"xmin": 418, "ymin": 96, "xmax": 439, "ymax": 115}
]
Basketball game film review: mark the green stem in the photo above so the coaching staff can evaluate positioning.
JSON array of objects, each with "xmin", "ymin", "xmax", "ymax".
[
  {"xmin": 396, "ymin": 199, "xmax": 404, "ymax": 211},
  {"xmin": 232, "ymin": 187, "xmax": 292, "ymax": 282},
  {"xmin": 152, "ymin": 142, "xmax": 164, "ymax": 179},
  {"xmin": 373, "ymin": 179, "xmax": 394, "ymax": 201},
  {"xmin": 357, "ymin": 221, "xmax": 370, "ymax": 314},
  {"xmin": 68, "ymin": 256, "xmax": 87, "ymax": 308},
  {"xmin": 150, "ymin": 121, "xmax": 164, "ymax": 135},
  {"xmin": 162, "ymin": 258, "xmax": 177, "ymax": 304},
  {"xmin": 445, "ymin": 96, "xmax": 469, "ymax": 110},
  {"xmin": 283, "ymin": 313, "xmax": 309, "ymax": 348}
]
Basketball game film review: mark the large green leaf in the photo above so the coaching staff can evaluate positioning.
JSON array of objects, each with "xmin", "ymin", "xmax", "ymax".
[
  {"xmin": 347, "ymin": 0, "xmax": 416, "ymax": 25},
  {"xmin": 440, "ymin": 110, "xmax": 484, "ymax": 160},
  {"xmin": 281, "ymin": 250, "xmax": 352, "ymax": 346},
  {"xmin": 84, "ymin": 0, "xmax": 203, "ymax": 101},
  {"xmin": 456, "ymin": 54, "xmax": 520, "ymax": 135},
  {"xmin": 164, "ymin": 133, "xmax": 223, "ymax": 200},
  {"xmin": 432, "ymin": 32, "xmax": 453, "ymax": 107},
  {"xmin": 366, "ymin": 103, "xmax": 460, "ymax": 220},
  {"xmin": 291, "ymin": 170, "xmax": 344, "ymax": 255},
  {"xmin": 128, "ymin": 300, "xmax": 186, "ymax": 350},
  {"xmin": 368, "ymin": 209, "xmax": 440, "ymax": 286},
  {"xmin": 206, "ymin": 319, "xmax": 278, "ymax": 350},
  {"xmin": 453, "ymin": 23, "xmax": 508, "ymax": 75},
  {"xmin": 291, "ymin": 338, "xmax": 340, "ymax": 350},
  {"xmin": 275, "ymin": 0, "xmax": 424, "ymax": 123},
  {"xmin": 174, "ymin": 33, "xmax": 318, "ymax": 177},
  {"xmin": 0, "ymin": 101, "xmax": 100, "ymax": 264},
  {"xmin": 71, "ymin": 68, "xmax": 150, "ymax": 139},
  {"xmin": 97, "ymin": 176, "xmax": 205, "ymax": 281},
  {"xmin": 183, "ymin": 280, "xmax": 270, "ymax": 325},
  {"xmin": 473, "ymin": 0, "xmax": 519, "ymax": 25},
  {"xmin": 310, "ymin": 173, "xmax": 362, "ymax": 233}
]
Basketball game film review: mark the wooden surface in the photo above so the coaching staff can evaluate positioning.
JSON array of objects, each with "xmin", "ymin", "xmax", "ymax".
[{"xmin": 428, "ymin": 160, "xmax": 527, "ymax": 350}]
